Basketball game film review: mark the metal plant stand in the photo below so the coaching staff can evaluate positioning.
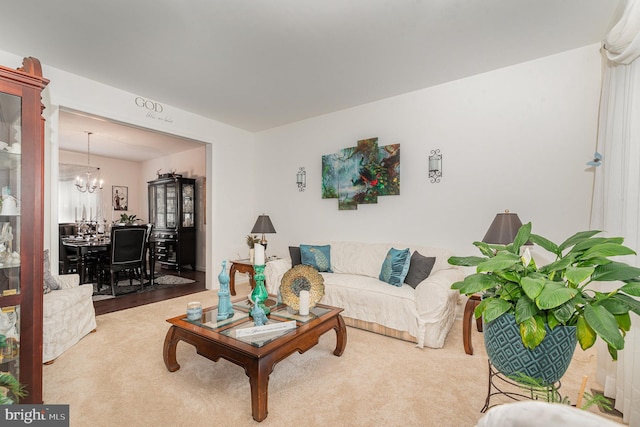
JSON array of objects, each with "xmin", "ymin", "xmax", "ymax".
[{"xmin": 482, "ymin": 359, "xmax": 562, "ymax": 413}]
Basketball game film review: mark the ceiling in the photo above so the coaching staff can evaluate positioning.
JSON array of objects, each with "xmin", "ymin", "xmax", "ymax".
[
  {"xmin": 0, "ymin": 1, "xmax": 622, "ymax": 160},
  {"xmin": 58, "ymin": 109, "xmax": 205, "ymax": 162}
]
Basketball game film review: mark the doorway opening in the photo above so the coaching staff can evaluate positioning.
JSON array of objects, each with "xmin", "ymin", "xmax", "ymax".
[{"xmin": 57, "ymin": 109, "xmax": 209, "ymax": 311}]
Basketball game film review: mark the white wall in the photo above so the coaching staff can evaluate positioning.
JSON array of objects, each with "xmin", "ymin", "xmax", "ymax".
[{"xmin": 255, "ymin": 44, "xmax": 603, "ymax": 259}]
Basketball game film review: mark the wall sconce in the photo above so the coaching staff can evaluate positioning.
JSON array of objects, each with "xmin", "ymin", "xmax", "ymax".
[
  {"xmin": 429, "ymin": 149, "xmax": 442, "ymax": 183},
  {"xmin": 296, "ymin": 167, "xmax": 306, "ymax": 191}
]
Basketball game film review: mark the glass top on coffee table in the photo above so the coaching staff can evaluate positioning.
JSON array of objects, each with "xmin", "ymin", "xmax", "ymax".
[
  {"xmin": 190, "ymin": 307, "xmax": 250, "ymax": 330},
  {"xmin": 219, "ymin": 317, "xmax": 296, "ymax": 347},
  {"xmin": 270, "ymin": 304, "xmax": 332, "ymax": 324},
  {"xmin": 183, "ymin": 299, "xmax": 333, "ymax": 347}
]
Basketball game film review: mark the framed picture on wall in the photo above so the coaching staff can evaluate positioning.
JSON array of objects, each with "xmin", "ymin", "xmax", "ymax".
[{"xmin": 112, "ymin": 185, "xmax": 128, "ymax": 211}]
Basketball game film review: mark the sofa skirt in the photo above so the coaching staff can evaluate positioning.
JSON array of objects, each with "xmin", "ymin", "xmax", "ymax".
[{"xmin": 344, "ymin": 316, "xmax": 417, "ymax": 344}]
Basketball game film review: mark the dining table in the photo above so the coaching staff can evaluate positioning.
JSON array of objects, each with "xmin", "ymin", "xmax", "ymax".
[{"xmin": 62, "ymin": 236, "xmax": 156, "ymax": 287}]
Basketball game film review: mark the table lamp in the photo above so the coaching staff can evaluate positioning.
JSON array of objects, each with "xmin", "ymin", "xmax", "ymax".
[
  {"xmin": 482, "ymin": 210, "xmax": 524, "ymax": 244},
  {"xmin": 251, "ymin": 214, "xmax": 276, "ymax": 250}
]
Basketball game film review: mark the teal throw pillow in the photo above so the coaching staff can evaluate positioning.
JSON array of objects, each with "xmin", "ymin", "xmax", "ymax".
[
  {"xmin": 379, "ymin": 247, "xmax": 411, "ymax": 286},
  {"xmin": 300, "ymin": 244, "xmax": 332, "ymax": 272}
]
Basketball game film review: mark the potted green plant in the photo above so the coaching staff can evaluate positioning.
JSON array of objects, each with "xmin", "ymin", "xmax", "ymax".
[
  {"xmin": 448, "ymin": 222, "xmax": 640, "ymax": 382},
  {"xmin": 116, "ymin": 213, "xmax": 142, "ymax": 225},
  {"xmin": 0, "ymin": 335, "xmax": 26, "ymax": 404},
  {"xmin": 0, "ymin": 372, "xmax": 25, "ymax": 405}
]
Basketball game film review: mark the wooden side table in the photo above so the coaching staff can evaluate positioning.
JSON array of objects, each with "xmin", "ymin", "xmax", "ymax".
[
  {"xmin": 463, "ymin": 294, "xmax": 483, "ymax": 355},
  {"xmin": 229, "ymin": 260, "xmax": 256, "ymax": 296}
]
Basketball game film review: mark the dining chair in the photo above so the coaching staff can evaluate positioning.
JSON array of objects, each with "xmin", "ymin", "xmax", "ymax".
[
  {"xmin": 58, "ymin": 223, "xmax": 79, "ymax": 274},
  {"xmin": 142, "ymin": 223, "xmax": 154, "ymax": 282},
  {"xmin": 104, "ymin": 225, "xmax": 148, "ymax": 296}
]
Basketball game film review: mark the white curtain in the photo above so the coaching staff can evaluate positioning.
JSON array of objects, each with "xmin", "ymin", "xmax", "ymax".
[
  {"xmin": 590, "ymin": 1, "xmax": 640, "ymax": 425},
  {"xmin": 58, "ymin": 163, "xmax": 103, "ymax": 223}
]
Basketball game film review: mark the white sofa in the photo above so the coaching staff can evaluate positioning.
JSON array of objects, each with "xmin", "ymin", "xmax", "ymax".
[
  {"xmin": 43, "ymin": 274, "xmax": 97, "ymax": 363},
  {"xmin": 265, "ymin": 241, "xmax": 464, "ymax": 348}
]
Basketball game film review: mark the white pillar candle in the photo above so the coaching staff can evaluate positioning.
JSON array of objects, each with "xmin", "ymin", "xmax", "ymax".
[
  {"xmin": 82, "ymin": 205, "xmax": 87, "ymax": 220},
  {"xmin": 254, "ymin": 244, "xmax": 265, "ymax": 265},
  {"xmin": 75, "ymin": 207, "xmax": 78, "ymax": 222},
  {"xmin": 299, "ymin": 290, "xmax": 310, "ymax": 316}
]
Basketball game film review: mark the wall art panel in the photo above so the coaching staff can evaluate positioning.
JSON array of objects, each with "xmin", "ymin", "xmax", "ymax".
[{"xmin": 322, "ymin": 137, "xmax": 400, "ymax": 210}]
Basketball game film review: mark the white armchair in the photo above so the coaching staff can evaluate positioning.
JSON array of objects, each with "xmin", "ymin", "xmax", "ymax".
[
  {"xmin": 42, "ymin": 274, "xmax": 96, "ymax": 363},
  {"xmin": 475, "ymin": 401, "xmax": 621, "ymax": 427}
]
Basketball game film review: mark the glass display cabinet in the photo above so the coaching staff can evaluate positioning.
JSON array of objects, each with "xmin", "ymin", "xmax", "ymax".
[
  {"xmin": 0, "ymin": 57, "xmax": 49, "ymax": 403},
  {"xmin": 148, "ymin": 175, "xmax": 196, "ymax": 271}
]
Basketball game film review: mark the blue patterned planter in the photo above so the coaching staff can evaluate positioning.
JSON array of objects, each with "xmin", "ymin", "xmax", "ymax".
[{"xmin": 484, "ymin": 313, "xmax": 577, "ymax": 385}]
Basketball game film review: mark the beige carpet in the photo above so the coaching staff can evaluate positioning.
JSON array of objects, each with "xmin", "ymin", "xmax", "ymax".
[{"xmin": 43, "ymin": 283, "xmax": 623, "ymax": 426}]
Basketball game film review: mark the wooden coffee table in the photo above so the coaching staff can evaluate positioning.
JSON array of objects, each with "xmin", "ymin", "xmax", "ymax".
[{"xmin": 163, "ymin": 299, "xmax": 347, "ymax": 422}]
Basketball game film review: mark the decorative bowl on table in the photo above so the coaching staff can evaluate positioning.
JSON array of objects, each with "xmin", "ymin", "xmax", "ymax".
[{"xmin": 279, "ymin": 264, "xmax": 325, "ymax": 311}]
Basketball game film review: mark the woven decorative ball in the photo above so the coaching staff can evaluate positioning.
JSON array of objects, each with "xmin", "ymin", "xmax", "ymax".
[{"xmin": 279, "ymin": 264, "xmax": 325, "ymax": 310}]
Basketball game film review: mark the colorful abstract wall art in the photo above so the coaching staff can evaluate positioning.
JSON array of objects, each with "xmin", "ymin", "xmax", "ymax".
[{"xmin": 322, "ymin": 137, "xmax": 400, "ymax": 210}]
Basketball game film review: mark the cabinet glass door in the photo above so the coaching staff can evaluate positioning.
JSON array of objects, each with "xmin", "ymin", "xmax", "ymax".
[
  {"xmin": 156, "ymin": 185, "xmax": 166, "ymax": 228},
  {"xmin": 0, "ymin": 91, "xmax": 22, "ymax": 388},
  {"xmin": 0, "ymin": 305, "xmax": 20, "ymax": 384},
  {"xmin": 182, "ymin": 183, "xmax": 194, "ymax": 227},
  {"xmin": 166, "ymin": 184, "xmax": 176, "ymax": 228}
]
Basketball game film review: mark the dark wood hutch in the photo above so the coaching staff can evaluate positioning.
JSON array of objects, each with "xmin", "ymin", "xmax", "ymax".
[
  {"xmin": 148, "ymin": 174, "xmax": 196, "ymax": 271},
  {"xmin": 0, "ymin": 57, "xmax": 49, "ymax": 403}
]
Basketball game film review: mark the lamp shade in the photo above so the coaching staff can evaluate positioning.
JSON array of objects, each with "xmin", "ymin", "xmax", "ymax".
[
  {"xmin": 251, "ymin": 215, "xmax": 276, "ymax": 234},
  {"xmin": 482, "ymin": 211, "xmax": 523, "ymax": 244}
]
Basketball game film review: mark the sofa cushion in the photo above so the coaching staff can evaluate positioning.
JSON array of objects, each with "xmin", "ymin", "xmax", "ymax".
[
  {"xmin": 43, "ymin": 249, "xmax": 60, "ymax": 294},
  {"xmin": 289, "ymin": 246, "xmax": 302, "ymax": 266},
  {"xmin": 300, "ymin": 244, "xmax": 332, "ymax": 272},
  {"xmin": 379, "ymin": 247, "xmax": 411, "ymax": 286},
  {"xmin": 328, "ymin": 242, "xmax": 393, "ymax": 277},
  {"xmin": 404, "ymin": 251, "xmax": 436, "ymax": 288}
]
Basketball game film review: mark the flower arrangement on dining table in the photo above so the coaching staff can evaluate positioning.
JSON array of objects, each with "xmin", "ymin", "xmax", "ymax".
[{"xmin": 115, "ymin": 213, "xmax": 143, "ymax": 225}]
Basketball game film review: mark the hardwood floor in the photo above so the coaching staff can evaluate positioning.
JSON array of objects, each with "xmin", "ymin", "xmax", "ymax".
[{"xmin": 93, "ymin": 268, "xmax": 206, "ymax": 316}]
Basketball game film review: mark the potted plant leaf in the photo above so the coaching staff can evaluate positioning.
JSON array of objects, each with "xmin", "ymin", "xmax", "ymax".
[
  {"xmin": 0, "ymin": 334, "xmax": 26, "ymax": 404},
  {"xmin": 116, "ymin": 214, "xmax": 143, "ymax": 226},
  {"xmin": 448, "ymin": 222, "xmax": 640, "ymax": 383}
]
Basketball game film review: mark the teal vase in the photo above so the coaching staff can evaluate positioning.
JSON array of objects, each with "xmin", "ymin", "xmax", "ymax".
[
  {"xmin": 218, "ymin": 260, "xmax": 230, "ymax": 285},
  {"xmin": 484, "ymin": 313, "xmax": 577, "ymax": 385},
  {"xmin": 217, "ymin": 260, "xmax": 234, "ymax": 320},
  {"xmin": 251, "ymin": 264, "xmax": 269, "ymax": 315}
]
